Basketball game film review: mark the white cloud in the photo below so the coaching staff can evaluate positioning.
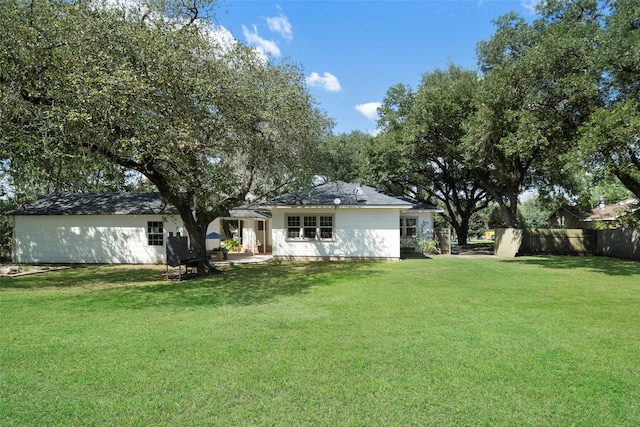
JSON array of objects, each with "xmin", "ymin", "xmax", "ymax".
[
  {"xmin": 242, "ymin": 25, "xmax": 281, "ymax": 57},
  {"xmin": 208, "ymin": 25, "xmax": 238, "ymax": 51},
  {"xmin": 266, "ymin": 14, "xmax": 293, "ymax": 42},
  {"xmin": 521, "ymin": 0, "xmax": 540, "ymax": 14},
  {"xmin": 306, "ymin": 72, "xmax": 342, "ymax": 92},
  {"xmin": 355, "ymin": 102, "xmax": 381, "ymax": 121}
]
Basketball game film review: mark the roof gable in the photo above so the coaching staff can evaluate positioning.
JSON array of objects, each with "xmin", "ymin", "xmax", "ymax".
[{"xmin": 7, "ymin": 192, "xmax": 179, "ymax": 216}]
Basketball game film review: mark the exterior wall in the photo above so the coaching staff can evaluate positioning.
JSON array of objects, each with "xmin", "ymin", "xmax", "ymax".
[
  {"xmin": 400, "ymin": 212, "xmax": 436, "ymax": 252},
  {"xmin": 13, "ymin": 214, "xmax": 183, "ymax": 264},
  {"xmin": 549, "ymin": 210, "xmax": 581, "ymax": 229},
  {"xmin": 240, "ymin": 219, "xmax": 271, "ymax": 253},
  {"xmin": 271, "ymin": 208, "xmax": 401, "ymax": 260}
]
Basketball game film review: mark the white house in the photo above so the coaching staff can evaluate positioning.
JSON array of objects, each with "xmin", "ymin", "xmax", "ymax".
[
  {"xmin": 8, "ymin": 193, "xmax": 185, "ymax": 264},
  {"xmin": 260, "ymin": 182, "xmax": 442, "ymax": 261},
  {"xmin": 8, "ymin": 183, "xmax": 442, "ymax": 264}
]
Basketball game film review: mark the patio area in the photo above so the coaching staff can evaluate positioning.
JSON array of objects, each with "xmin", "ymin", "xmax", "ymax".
[{"xmin": 211, "ymin": 253, "xmax": 273, "ymax": 266}]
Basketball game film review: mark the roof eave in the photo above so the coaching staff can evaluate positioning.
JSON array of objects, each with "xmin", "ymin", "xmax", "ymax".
[{"xmin": 266, "ymin": 204, "xmax": 413, "ymax": 209}]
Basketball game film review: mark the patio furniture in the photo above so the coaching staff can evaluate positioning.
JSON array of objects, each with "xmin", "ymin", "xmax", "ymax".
[{"xmin": 166, "ymin": 236, "xmax": 199, "ymax": 279}]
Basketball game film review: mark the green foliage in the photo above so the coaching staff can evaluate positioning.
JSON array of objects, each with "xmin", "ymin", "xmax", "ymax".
[
  {"xmin": 466, "ymin": 0, "xmax": 603, "ymax": 228},
  {"xmin": 412, "ymin": 221, "xmax": 440, "ymax": 254},
  {"xmin": 468, "ymin": 209, "xmax": 490, "ymax": 238},
  {"xmin": 487, "ymin": 203, "xmax": 506, "ymax": 229},
  {"xmin": 222, "ymin": 237, "xmax": 240, "ymax": 252},
  {"xmin": 615, "ymin": 209, "xmax": 640, "ymax": 228},
  {"xmin": 572, "ymin": 0, "xmax": 640, "ymax": 200},
  {"xmin": 414, "ymin": 237, "xmax": 440, "ymax": 254},
  {"xmin": 579, "ymin": 100, "xmax": 640, "ymax": 199},
  {"xmin": 317, "ymin": 131, "xmax": 372, "ymax": 183},
  {"xmin": 518, "ymin": 197, "xmax": 553, "ymax": 229},
  {"xmin": 0, "ymin": 200, "xmax": 13, "ymax": 260},
  {"xmin": 373, "ymin": 65, "xmax": 489, "ymax": 244},
  {"xmin": 590, "ymin": 220, "xmax": 611, "ymax": 230}
]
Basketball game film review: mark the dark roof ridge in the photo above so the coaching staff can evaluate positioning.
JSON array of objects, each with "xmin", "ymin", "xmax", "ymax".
[{"xmin": 7, "ymin": 192, "xmax": 179, "ymax": 216}]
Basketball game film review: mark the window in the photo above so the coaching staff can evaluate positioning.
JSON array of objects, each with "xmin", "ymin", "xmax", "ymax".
[
  {"xmin": 148, "ymin": 221, "xmax": 164, "ymax": 246},
  {"xmin": 287, "ymin": 215, "xmax": 334, "ymax": 240},
  {"xmin": 320, "ymin": 216, "xmax": 334, "ymax": 239},
  {"xmin": 303, "ymin": 216, "xmax": 317, "ymax": 238},
  {"xmin": 258, "ymin": 221, "xmax": 264, "ymax": 231},
  {"xmin": 287, "ymin": 216, "xmax": 301, "ymax": 239},
  {"xmin": 400, "ymin": 217, "xmax": 417, "ymax": 237}
]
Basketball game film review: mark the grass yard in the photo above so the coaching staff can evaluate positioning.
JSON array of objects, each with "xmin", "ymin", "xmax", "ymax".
[{"xmin": 1, "ymin": 256, "xmax": 640, "ymax": 426}]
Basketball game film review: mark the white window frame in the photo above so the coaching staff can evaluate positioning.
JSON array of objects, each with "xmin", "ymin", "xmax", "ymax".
[
  {"xmin": 400, "ymin": 217, "xmax": 417, "ymax": 238},
  {"xmin": 147, "ymin": 221, "xmax": 164, "ymax": 246},
  {"xmin": 286, "ymin": 214, "xmax": 335, "ymax": 241}
]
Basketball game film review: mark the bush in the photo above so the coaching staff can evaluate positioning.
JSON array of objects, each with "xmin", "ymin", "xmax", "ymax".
[
  {"xmin": 415, "ymin": 237, "xmax": 440, "ymax": 255},
  {"xmin": 222, "ymin": 238, "xmax": 240, "ymax": 252}
]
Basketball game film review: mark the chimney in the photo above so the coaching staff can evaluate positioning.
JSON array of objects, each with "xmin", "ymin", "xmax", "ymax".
[{"xmin": 599, "ymin": 196, "xmax": 605, "ymax": 210}]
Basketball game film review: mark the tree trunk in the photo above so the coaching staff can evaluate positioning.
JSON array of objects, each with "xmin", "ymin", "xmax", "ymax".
[
  {"xmin": 616, "ymin": 169, "xmax": 640, "ymax": 200},
  {"xmin": 497, "ymin": 196, "xmax": 519, "ymax": 229},
  {"xmin": 457, "ymin": 216, "xmax": 470, "ymax": 245},
  {"xmin": 175, "ymin": 204, "xmax": 220, "ymax": 276}
]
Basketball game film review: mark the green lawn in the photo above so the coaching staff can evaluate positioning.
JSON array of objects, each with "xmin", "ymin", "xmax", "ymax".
[{"xmin": 2, "ymin": 256, "xmax": 639, "ymax": 426}]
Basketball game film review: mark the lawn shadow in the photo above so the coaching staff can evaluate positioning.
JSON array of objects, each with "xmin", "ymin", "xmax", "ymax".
[
  {"xmin": 501, "ymin": 255, "xmax": 640, "ymax": 277},
  {"xmin": 0, "ymin": 265, "xmax": 164, "ymax": 290},
  {"xmin": 102, "ymin": 261, "xmax": 383, "ymax": 309}
]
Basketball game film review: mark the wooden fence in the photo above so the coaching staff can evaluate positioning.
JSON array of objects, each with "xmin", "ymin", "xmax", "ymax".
[
  {"xmin": 519, "ymin": 229, "xmax": 595, "ymax": 256},
  {"xmin": 595, "ymin": 228, "xmax": 640, "ymax": 260},
  {"xmin": 497, "ymin": 228, "xmax": 639, "ymax": 261}
]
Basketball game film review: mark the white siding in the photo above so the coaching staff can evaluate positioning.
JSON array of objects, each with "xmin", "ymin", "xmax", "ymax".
[
  {"xmin": 271, "ymin": 208, "xmax": 401, "ymax": 260},
  {"xmin": 13, "ymin": 214, "xmax": 183, "ymax": 264}
]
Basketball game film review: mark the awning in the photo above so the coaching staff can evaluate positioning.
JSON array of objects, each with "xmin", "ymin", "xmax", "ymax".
[{"xmin": 205, "ymin": 231, "xmax": 227, "ymax": 240}]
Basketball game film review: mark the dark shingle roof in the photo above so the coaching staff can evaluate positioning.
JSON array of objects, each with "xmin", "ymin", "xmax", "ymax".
[
  {"xmin": 263, "ymin": 182, "xmax": 416, "ymax": 208},
  {"xmin": 7, "ymin": 192, "xmax": 179, "ymax": 216},
  {"xmin": 229, "ymin": 202, "xmax": 272, "ymax": 219}
]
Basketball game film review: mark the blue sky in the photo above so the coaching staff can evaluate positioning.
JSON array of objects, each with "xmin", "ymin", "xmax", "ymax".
[{"xmin": 213, "ymin": 0, "xmax": 540, "ymax": 135}]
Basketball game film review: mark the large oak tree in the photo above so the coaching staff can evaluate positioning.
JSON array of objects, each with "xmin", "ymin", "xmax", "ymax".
[
  {"xmin": 579, "ymin": 0, "xmax": 640, "ymax": 199},
  {"xmin": 465, "ymin": 0, "xmax": 603, "ymax": 227},
  {"xmin": 0, "ymin": 0, "xmax": 331, "ymax": 273}
]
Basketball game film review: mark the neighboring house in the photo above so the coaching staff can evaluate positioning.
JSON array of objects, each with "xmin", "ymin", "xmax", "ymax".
[
  {"xmin": 8, "ymin": 182, "xmax": 442, "ymax": 264},
  {"xmin": 8, "ymin": 192, "xmax": 185, "ymax": 264},
  {"xmin": 548, "ymin": 197, "xmax": 639, "ymax": 229},
  {"xmin": 581, "ymin": 197, "xmax": 639, "ymax": 228},
  {"xmin": 548, "ymin": 205, "xmax": 589, "ymax": 229},
  {"xmin": 260, "ymin": 181, "xmax": 442, "ymax": 261}
]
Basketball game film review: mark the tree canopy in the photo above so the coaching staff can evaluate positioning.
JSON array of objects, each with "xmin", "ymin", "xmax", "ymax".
[
  {"xmin": 466, "ymin": 0, "xmax": 603, "ymax": 227},
  {"xmin": 372, "ymin": 65, "xmax": 490, "ymax": 244},
  {"xmin": 0, "ymin": 0, "xmax": 331, "ymax": 273}
]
